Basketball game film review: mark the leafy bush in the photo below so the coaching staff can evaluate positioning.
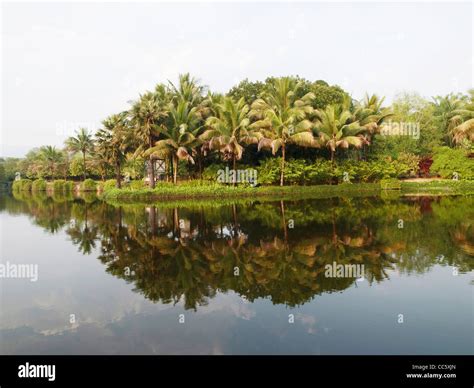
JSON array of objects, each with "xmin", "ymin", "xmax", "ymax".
[
  {"xmin": 64, "ymin": 181, "xmax": 74, "ymax": 192},
  {"xmin": 418, "ymin": 156, "xmax": 433, "ymax": 177},
  {"xmin": 256, "ymin": 158, "xmax": 281, "ymax": 185},
  {"xmin": 12, "ymin": 179, "xmax": 32, "ymax": 192},
  {"xmin": 202, "ymin": 163, "xmax": 227, "ymax": 182},
  {"xmin": 127, "ymin": 180, "xmax": 146, "ymax": 190},
  {"xmin": 307, "ymin": 160, "xmax": 334, "ymax": 184},
  {"xmin": 52, "ymin": 179, "xmax": 72, "ymax": 193},
  {"xmin": 431, "ymin": 147, "xmax": 474, "ymax": 180},
  {"xmin": 256, "ymin": 158, "xmax": 330, "ymax": 185},
  {"xmin": 53, "ymin": 179, "xmax": 65, "ymax": 192},
  {"xmin": 12, "ymin": 180, "xmax": 21, "ymax": 191},
  {"xmin": 31, "ymin": 179, "xmax": 47, "ymax": 191},
  {"xmin": 100, "ymin": 179, "xmax": 120, "ymax": 191},
  {"xmin": 395, "ymin": 152, "xmax": 420, "ymax": 177},
  {"xmin": 81, "ymin": 179, "xmax": 97, "ymax": 192}
]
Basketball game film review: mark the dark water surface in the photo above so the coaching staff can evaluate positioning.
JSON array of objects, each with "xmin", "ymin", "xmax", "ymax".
[{"xmin": 0, "ymin": 191, "xmax": 472, "ymax": 354}]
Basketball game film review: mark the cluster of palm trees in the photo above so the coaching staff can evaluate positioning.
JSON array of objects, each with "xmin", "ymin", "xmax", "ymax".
[
  {"xmin": 96, "ymin": 74, "xmax": 395, "ymax": 187},
  {"xmin": 20, "ymin": 75, "xmax": 474, "ymax": 187}
]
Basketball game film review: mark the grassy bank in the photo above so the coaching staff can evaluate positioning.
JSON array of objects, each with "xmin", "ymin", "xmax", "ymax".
[
  {"xmin": 101, "ymin": 182, "xmax": 382, "ymax": 204},
  {"xmin": 400, "ymin": 180, "xmax": 474, "ymax": 195},
  {"xmin": 100, "ymin": 179, "xmax": 474, "ymax": 204}
]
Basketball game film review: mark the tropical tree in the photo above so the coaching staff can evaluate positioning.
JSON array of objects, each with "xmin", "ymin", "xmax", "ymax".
[
  {"xmin": 432, "ymin": 93, "xmax": 466, "ymax": 146},
  {"xmin": 145, "ymin": 101, "xmax": 201, "ymax": 184},
  {"xmin": 130, "ymin": 89, "xmax": 169, "ymax": 188},
  {"xmin": 353, "ymin": 94, "xmax": 393, "ymax": 159},
  {"xmin": 39, "ymin": 145, "xmax": 63, "ymax": 180},
  {"xmin": 202, "ymin": 96, "xmax": 259, "ymax": 180},
  {"xmin": 449, "ymin": 90, "xmax": 474, "ymax": 145},
  {"xmin": 249, "ymin": 77, "xmax": 316, "ymax": 186},
  {"xmin": 96, "ymin": 113, "xmax": 132, "ymax": 188},
  {"xmin": 168, "ymin": 73, "xmax": 207, "ymax": 107},
  {"xmin": 66, "ymin": 128, "xmax": 94, "ymax": 180},
  {"xmin": 314, "ymin": 104, "xmax": 365, "ymax": 163}
]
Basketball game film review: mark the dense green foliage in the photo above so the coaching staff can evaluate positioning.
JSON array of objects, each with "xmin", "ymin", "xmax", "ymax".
[
  {"xmin": 12, "ymin": 179, "xmax": 32, "ymax": 192},
  {"xmin": 430, "ymin": 147, "xmax": 474, "ymax": 180},
  {"xmin": 52, "ymin": 179, "xmax": 74, "ymax": 193},
  {"xmin": 31, "ymin": 179, "xmax": 47, "ymax": 192},
  {"xmin": 81, "ymin": 178, "xmax": 97, "ymax": 192},
  {"xmin": 1, "ymin": 76, "xmax": 473, "ymax": 190}
]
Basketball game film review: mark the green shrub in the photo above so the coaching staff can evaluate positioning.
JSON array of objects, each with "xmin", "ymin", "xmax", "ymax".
[
  {"xmin": 127, "ymin": 180, "xmax": 146, "ymax": 190},
  {"xmin": 13, "ymin": 179, "xmax": 32, "ymax": 191},
  {"xmin": 256, "ymin": 158, "xmax": 284, "ymax": 185},
  {"xmin": 431, "ymin": 147, "xmax": 474, "ymax": 180},
  {"xmin": 31, "ymin": 179, "xmax": 47, "ymax": 192},
  {"xmin": 12, "ymin": 180, "xmax": 21, "ymax": 192},
  {"xmin": 102, "ymin": 179, "xmax": 118, "ymax": 191},
  {"xmin": 396, "ymin": 152, "xmax": 420, "ymax": 177},
  {"xmin": 53, "ymin": 180, "xmax": 66, "ymax": 192},
  {"xmin": 81, "ymin": 179, "xmax": 97, "ymax": 192},
  {"xmin": 64, "ymin": 181, "xmax": 74, "ymax": 192},
  {"xmin": 202, "ymin": 163, "xmax": 227, "ymax": 182}
]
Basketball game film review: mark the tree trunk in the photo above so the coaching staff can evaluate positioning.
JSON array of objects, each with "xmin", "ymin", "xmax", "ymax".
[
  {"xmin": 82, "ymin": 152, "xmax": 86, "ymax": 181},
  {"xmin": 232, "ymin": 154, "xmax": 237, "ymax": 187},
  {"xmin": 198, "ymin": 149, "xmax": 203, "ymax": 180},
  {"xmin": 148, "ymin": 136, "xmax": 155, "ymax": 189},
  {"xmin": 280, "ymin": 144, "xmax": 286, "ymax": 186},
  {"xmin": 115, "ymin": 161, "xmax": 122, "ymax": 188},
  {"xmin": 172, "ymin": 154, "xmax": 178, "ymax": 184},
  {"xmin": 330, "ymin": 149, "xmax": 335, "ymax": 185}
]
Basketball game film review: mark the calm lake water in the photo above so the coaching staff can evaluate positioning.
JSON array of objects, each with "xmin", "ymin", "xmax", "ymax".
[{"xmin": 0, "ymin": 191, "xmax": 472, "ymax": 355}]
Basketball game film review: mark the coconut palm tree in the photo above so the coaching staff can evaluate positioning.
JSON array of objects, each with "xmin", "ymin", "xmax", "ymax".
[
  {"xmin": 202, "ymin": 96, "xmax": 259, "ymax": 182},
  {"xmin": 145, "ymin": 100, "xmax": 201, "ymax": 184},
  {"xmin": 129, "ymin": 89, "xmax": 169, "ymax": 188},
  {"xmin": 354, "ymin": 94, "xmax": 392, "ymax": 139},
  {"xmin": 314, "ymin": 104, "xmax": 366, "ymax": 163},
  {"xmin": 96, "ymin": 113, "xmax": 132, "ymax": 188},
  {"xmin": 249, "ymin": 77, "xmax": 316, "ymax": 186},
  {"xmin": 432, "ymin": 93, "xmax": 466, "ymax": 146},
  {"xmin": 66, "ymin": 128, "xmax": 94, "ymax": 181},
  {"xmin": 39, "ymin": 145, "xmax": 63, "ymax": 180},
  {"xmin": 449, "ymin": 90, "xmax": 474, "ymax": 144},
  {"xmin": 168, "ymin": 73, "xmax": 207, "ymax": 106},
  {"xmin": 353, "ymin": 94, "xmax": 392, "ymax": 159}
]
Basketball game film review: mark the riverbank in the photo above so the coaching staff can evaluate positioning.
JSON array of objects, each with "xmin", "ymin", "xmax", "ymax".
[{"xmin": 100, "ymin": 179, "xmax": 474, "ymax": 203}]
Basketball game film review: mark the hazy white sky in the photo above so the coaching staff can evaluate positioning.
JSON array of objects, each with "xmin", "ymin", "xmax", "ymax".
[{"xmin": 1, "ymin": 1, "xmax": 472, "ymax": 157}]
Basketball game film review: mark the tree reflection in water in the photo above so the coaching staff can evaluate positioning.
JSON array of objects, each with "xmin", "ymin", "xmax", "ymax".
[{"xmin": 3, "ymin": 191, "xmax": 473, "ymax": 310}]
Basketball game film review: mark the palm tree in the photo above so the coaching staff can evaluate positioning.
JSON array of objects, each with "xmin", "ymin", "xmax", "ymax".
[
  {"xmin": 168, "ymin": 73, "xmax": 207, "ymax": 106},
  {"xmin": 66, "ymin": 128, "xmax": 94, "ymax": 180},
  {"xmin": 39, "ymin": 145, "xmax": 63, "ymax": 180},
  {"xmin": 432, "ymin": 93, "xmax": 466, "ymax": 146},
  {"xmin": 353, "ymin": 94, "xmax": 392, "ymax": 160},
  {"xmin": 449, "ymin": 90, "xmax": 474, "ymax": 144},
  {"xmin": 96, "ymin": 113, "xmax": 132, "ymax": 188},
  {"xmin": 314, "ymin": 104, "xmax": 365, "ymax": 164},
  {"xmin": 129, "ymin": 89, "xmax": 169, "ymax": 188},
  {"xmin": 202, "ymin": 96, "xmax": 259, "ymax": 182},
  {"xmin": 145, "ymin": 100, "xmax": 201, "ymax": 184},
  {"xmin": 249, "ymin": 77, "xmax": 316, "ymax": 186}
]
